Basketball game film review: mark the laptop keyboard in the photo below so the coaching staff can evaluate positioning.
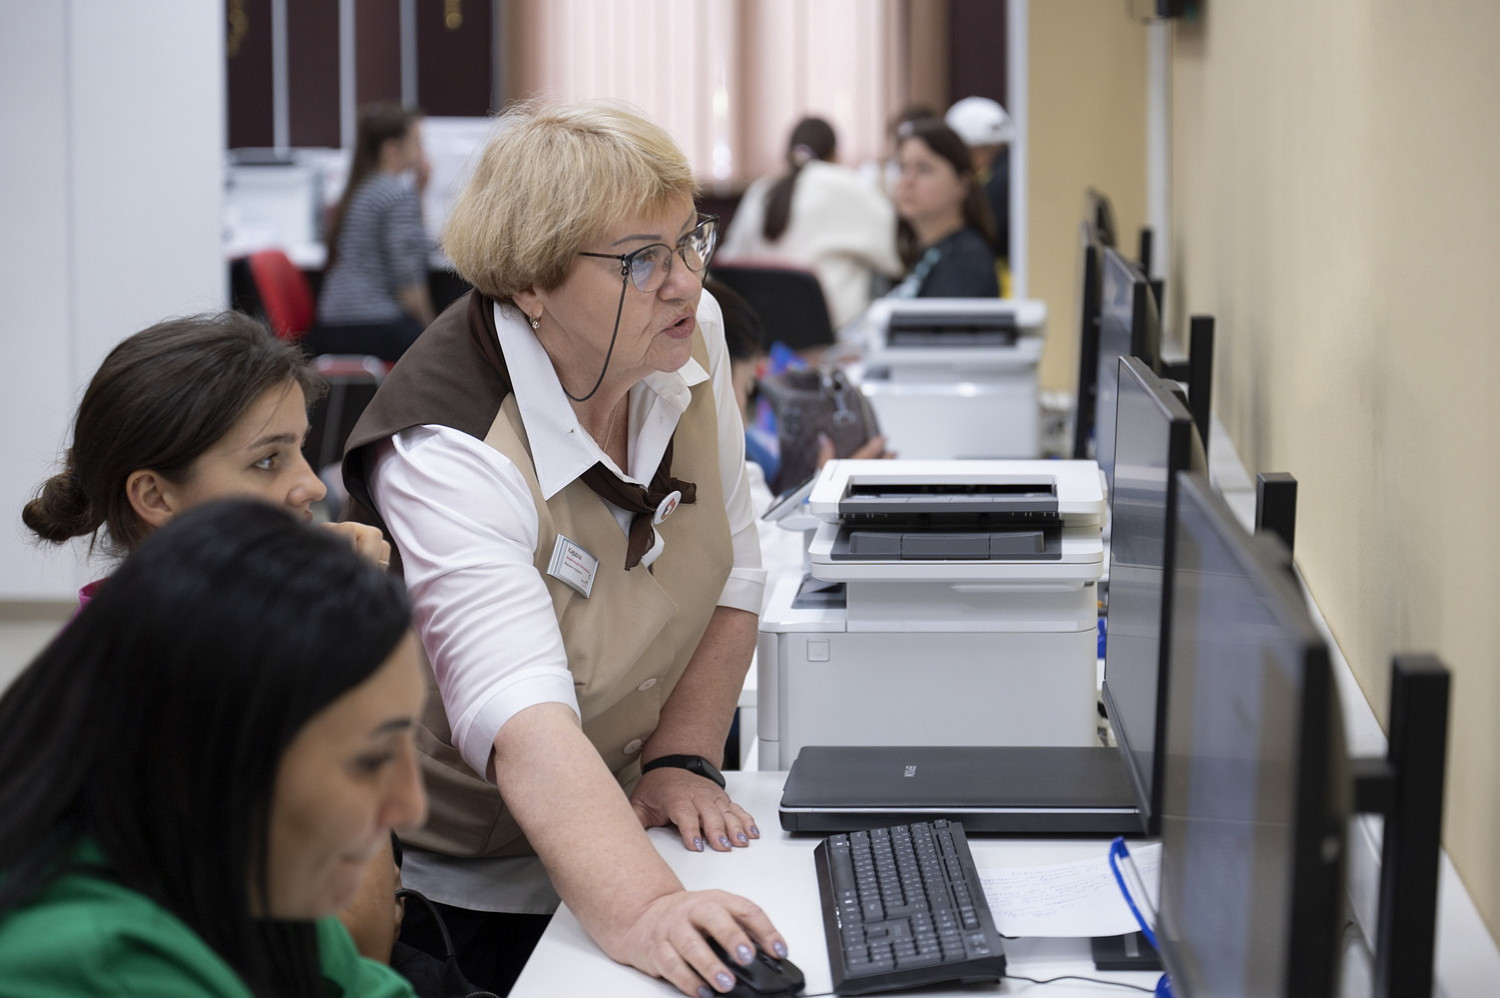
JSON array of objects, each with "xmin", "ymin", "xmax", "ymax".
[{"xmin": 813, "ymin": 819, "xmax": 1006, "ymax": 994}]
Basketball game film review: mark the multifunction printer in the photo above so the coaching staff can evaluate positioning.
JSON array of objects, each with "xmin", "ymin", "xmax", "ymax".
[
  {"xmin": 757, "ymin": 459, "xmax": 1105, "ymax": 771},
  {"xmin": 851, "ymin": 298, "xmax": 1046, "ymax": 460}
]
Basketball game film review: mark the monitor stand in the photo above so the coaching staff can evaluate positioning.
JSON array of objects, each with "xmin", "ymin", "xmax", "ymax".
[{"xmin": 1091, "ymin": 931, "xmax": 1162, "ymax": 971}]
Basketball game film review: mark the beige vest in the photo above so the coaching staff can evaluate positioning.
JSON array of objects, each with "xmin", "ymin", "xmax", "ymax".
[{"xmin": 406, "ymin": 333, "xmax": 732, "ymax": 858}]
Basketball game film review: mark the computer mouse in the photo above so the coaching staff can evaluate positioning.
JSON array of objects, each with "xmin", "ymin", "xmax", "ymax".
[{"xmin": 704, "ymin": 935, "xmax": 805, "ymax": 997}]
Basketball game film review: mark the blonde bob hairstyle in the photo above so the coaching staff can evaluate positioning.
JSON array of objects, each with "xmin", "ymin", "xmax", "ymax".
[{"xmin": 442, "ymin": 99, "xmax": 698, "ymax": 304}]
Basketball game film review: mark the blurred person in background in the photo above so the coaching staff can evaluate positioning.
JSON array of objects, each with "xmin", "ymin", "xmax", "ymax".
[
  {"xmin": 946, "ymin": 96, "xmax": 1014, "ymax": 292},
  {"xmin": 888, "ymin": 118, "xmax": 1000, "ymax": 299},
  {"xmin": 721, "ymin": 116, "xmax": 901, "ymax": 329},
  {"xmin": 315, "ymin": 103, "xmax": 435, "ymax": 362}
]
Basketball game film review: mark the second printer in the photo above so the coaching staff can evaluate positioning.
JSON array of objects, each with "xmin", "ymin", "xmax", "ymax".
[{"xmin": 757, "ymin": 458, "xmax": 1106, "ymax": 771}]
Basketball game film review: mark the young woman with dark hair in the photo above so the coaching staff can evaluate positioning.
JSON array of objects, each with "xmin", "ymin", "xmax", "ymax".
[
  {"xmin": 720, "ymin": 116, "xmax": 901, "ymax": 328},
  {"xmin": 23, "ymin": 310, "xmax": 388, "ymax": 592},
  {"xmin": 0, "ymin": 500, "xmax": 425, "ymax": 996},
  {"xmin": 314, "ymin": 102, "xmax": 434, "ymax": 361},
  {"xmin": 888, "ymin": 119, "xmax": 1000, "ymax": 299}
]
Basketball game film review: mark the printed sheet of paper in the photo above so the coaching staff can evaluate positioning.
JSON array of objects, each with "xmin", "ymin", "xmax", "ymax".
[{"xmin": 978, "ymin": 842, "xmax": 1162, "ymax": 938}]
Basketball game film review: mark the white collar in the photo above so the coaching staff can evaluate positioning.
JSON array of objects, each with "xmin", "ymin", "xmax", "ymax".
[{"xmin": 492, "ymin": 302, "xmax": 708, "ymax": 500}]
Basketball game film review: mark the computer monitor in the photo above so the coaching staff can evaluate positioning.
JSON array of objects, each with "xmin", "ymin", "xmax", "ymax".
[
  {"xmin": 1094, "ymin": 247, "xmax": 1162, "ymax": 497},
  {"xmin": 1087, "ymin": 187, "xmax": 1118, "ymax": 247},
  {"xmin": 1071, "ymin": 220, "xmax": 1106, "ymax": 459},
  {"xmin": 1099, "ymin": 357, "xmax": 1204, "ymax": 837},
  {"xmin": 1137, "ymin": 226, "xmax": 1155, "ymax": 278},
  {"xmin": 1154, "ymin": 471, "xmax": 1348, "ymax": 998}
]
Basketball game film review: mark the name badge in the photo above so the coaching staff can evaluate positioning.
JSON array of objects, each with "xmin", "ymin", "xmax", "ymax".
[{"xmin": 547, "ymin": 535, "xmax": 598, "ymax": 598}]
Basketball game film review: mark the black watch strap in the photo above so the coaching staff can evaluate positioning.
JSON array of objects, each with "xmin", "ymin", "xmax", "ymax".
[{"xmin": 640, "ymin": 753, "xmax": 726, "ymax": 788}]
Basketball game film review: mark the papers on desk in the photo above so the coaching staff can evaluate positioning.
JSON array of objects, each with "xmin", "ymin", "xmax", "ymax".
[{"xmin": 979, "ymin": 842, "xmax": 1161, "ymax": 938}]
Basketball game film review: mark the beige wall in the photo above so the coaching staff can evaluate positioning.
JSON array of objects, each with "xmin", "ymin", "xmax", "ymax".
[
  {"xmin": 1171, "ymin": 1, "xmax": 1500, "ymax": 942},
  {"xmin": 1027, "ymin": 2, "xmax": 1148, "ymax": 393}
]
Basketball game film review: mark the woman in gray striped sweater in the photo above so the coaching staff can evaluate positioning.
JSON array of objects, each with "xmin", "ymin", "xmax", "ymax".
[{"xmin": 315, "ymin": 103, "xmax": 435, "ymax": 361}]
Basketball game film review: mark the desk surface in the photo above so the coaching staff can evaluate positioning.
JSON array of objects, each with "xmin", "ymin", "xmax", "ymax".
[{"xmin": 510, "ymin": 770, "xmax": 1163, "ymax": 998}]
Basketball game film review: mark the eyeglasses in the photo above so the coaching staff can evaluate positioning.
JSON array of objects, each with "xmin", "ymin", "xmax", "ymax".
[{"xmin": 578, "ymin": 214, "xmax": 718, "ymax": 293}]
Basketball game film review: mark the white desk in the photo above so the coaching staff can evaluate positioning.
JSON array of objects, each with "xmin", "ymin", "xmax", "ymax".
[{"xmin": 510, "ymin": 770, "xmax": 1163, "ymax": 997}]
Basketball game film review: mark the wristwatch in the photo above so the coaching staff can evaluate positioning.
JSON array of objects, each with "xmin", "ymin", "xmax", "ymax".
[{"xmin": 640, "ymin": 753, "xmax": 726, "ymax": 788}]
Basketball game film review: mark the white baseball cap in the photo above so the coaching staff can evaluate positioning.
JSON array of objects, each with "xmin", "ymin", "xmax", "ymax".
[{"xmin": 945, "ymin": 96, "xmax": 1015, "ymax": 146}]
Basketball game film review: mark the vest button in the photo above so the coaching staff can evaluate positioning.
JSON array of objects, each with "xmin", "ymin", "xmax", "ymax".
[
  {"xmin": 623, "ymin": 739, "xmax": 643, "ymax": 756},
  {"xmin": 637, "ymin": 678, "xmax": 658, "ymax": 692}
]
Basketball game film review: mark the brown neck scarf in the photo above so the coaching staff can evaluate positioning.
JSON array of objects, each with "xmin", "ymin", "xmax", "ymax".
[{"xmin": 342, "ymin": 292, "xmax": 697, "ymax": 570}]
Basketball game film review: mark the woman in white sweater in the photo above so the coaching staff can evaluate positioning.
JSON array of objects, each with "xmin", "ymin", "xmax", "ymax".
[{"xmin": 721, "ymin": 117, "xmax": 901, "ymax": 330}]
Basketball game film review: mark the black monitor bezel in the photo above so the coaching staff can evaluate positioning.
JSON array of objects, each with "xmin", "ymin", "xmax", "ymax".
[
  {"xmin": 1072, "ymin": 220, "xmax": 1106, "ymax": 460},
  {"xmin": 1099, "ymin": 356, "xmax": 1197, "ymax": 837},
  {"xmin": 1094, "ymin": 247, "xmax": 1162, "ymax": 497},
  {"xmin": 1155, "ymin": 471, "xmax": 1346, "ymax": 998}
]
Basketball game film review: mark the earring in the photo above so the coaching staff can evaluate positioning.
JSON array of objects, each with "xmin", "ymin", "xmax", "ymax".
[{"xmin": 530, "ymin": 313, "xmax": 540, "ymax": 331}]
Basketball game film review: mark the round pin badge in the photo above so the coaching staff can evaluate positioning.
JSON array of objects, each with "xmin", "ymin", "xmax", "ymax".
[{"xmin": 653, "ymin": 490, "xmax": 682, "ymax": 525}]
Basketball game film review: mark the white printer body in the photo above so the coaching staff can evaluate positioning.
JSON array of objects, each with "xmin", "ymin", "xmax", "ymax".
[
  {"xmin": 756, "ymin": 459, "xmax": 1105, "ymax": 771},
  {"xmin": 852, "ymin": 298, "xmax": 1045, "ymax": 460}
]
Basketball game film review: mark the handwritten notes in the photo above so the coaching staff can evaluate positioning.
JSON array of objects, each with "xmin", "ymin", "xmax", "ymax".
[{"xmin": 979, "ymin": 842, "xmax": 1162, "ymax": 938}]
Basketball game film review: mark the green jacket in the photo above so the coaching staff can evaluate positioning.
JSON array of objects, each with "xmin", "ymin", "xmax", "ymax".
[{"xmin": 0, "ymin": 843, "xmax": 415, "ymax": 997}]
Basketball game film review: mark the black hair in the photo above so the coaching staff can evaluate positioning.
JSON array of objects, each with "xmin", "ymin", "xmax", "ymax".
[
  {"xmin": 22, "ymin": 311, "xmax": 325, "ymax": 556},
  {"xmin": 762, "ymin": 117, "xmax": 837, "ymax": 242},
  {"xmin": 326, "ymin": 102, "xmax": 424, "ymax": 269},
  {"xmin": 894, "ymin": 118, "xmax": 999, "ymax": 267},
  {"xmin": 0, "ymin": 499, "xmax": 412, "ymax": 997},
  {"xmin": 704, "ymin": 277, "xmax": 765, "ymax": 363}
]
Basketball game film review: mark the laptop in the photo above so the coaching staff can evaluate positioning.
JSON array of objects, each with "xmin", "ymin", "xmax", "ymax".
[{"xmin": 778, "ymin": 745, "xmax": 1145, "ymax": 835}]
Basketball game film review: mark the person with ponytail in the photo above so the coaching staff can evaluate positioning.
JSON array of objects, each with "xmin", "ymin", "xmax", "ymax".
[
  {"xmin": 720, "ymin": 116, "xmax": 901, "ymax": 329},
  {"xmin": 0, "ymin": 500, "xmax": 426, "ymax": 997},
  {"xmin": 313, "ymin": 102, "xmax": 434, "ymax": 361},
  {"xmin": 22, "ymin": 310, "xmax": 389, "ymax": 605}
]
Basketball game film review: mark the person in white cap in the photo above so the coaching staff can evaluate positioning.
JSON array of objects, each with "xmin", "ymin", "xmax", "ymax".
[{"xmin": 945, "ymin": 96, "xmax": 1013, "ymax": 269}]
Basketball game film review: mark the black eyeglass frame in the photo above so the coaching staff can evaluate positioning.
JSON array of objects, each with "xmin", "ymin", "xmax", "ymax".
[{"xmin": 577, "ymin": 214, "xmax": 719, "ymax": 294}]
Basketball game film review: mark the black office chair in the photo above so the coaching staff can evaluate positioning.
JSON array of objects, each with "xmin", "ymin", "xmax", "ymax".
[{"xmin": 709, "ymin": 262, "xmax": 836, "ymax": 355}]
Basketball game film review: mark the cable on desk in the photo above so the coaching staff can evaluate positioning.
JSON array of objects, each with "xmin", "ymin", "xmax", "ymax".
[{"xmin": 1005, "ymin": 972, "xmax": 1158, "ymax": 993}]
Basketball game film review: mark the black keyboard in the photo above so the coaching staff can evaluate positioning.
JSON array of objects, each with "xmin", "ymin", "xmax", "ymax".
[{"xmin": 813, "ymin": 819, "xmax": 1006, "ymax": 995}]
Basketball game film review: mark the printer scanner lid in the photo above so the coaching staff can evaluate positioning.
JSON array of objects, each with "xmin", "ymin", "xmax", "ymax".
[
  {"xmin": 808, "ymin": 459, "xmax": 1106, "ymax": 527},
  {"xmin": 861, "ymin": 298, "xmax": 1046, "ymax": 370},
  {"xmin": 804, "ymin": 460, "xmax": 1105, "ymax": 582}
]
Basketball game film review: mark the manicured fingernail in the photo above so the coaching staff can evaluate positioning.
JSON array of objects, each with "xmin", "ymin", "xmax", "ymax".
[
  {"xmin": 718, "ymin": 835, "xmax": 731, "ymax": 849},
  {"xmin": 716, "ymin": 972, "xmax": 735, "ymax": 989},
  {"xmin": 693, "ymin": 837, "xmax": 704, "ymax": 851},
  {"xmin": 737, "ymin": 832, "xmax": 748, "ymax": 844},
  {"xmin": 749, "ymin": 825, "xmax": 760, "ymax": 837},
  {"xmin": 736, "ymin": 943, "xmax": 754, "ymax": 964},
  {"xmin": 697, "ymin": 987, "xmax": 714, "ymax": 998},
  {"xmin": 772, "ymin": 940, "xmax": 788, "ymax": 958}
]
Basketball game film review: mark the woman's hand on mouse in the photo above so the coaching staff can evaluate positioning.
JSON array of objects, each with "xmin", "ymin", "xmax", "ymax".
[
  {"xmin": 630, "ymin": 767, "xmax": 759, "ymax": 853},
  {"xmin": 607, "ymin": 889, "xmax": 786, "ymax": 997}
]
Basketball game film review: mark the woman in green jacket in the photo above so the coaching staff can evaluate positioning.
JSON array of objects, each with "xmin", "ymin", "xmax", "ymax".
[{"xmin": 0, "ymin": 500, "xmax": 427, "ymax": 997}]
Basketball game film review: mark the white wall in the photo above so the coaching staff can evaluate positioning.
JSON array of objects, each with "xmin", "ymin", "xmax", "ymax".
[{"xmin": 0, "ymin": 2, "xmax": 226, "ymax": 599}]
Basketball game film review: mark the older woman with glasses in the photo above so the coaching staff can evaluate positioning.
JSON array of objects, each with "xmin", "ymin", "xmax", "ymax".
[{"xmin": 342, "ymin": 100, "xmax": 787, "ymax": 997}]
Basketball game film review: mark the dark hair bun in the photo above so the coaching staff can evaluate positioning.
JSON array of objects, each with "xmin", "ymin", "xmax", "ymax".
[{"xmin": 22, "ymin": 467, "xmax": 97, "ymax": 543}]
